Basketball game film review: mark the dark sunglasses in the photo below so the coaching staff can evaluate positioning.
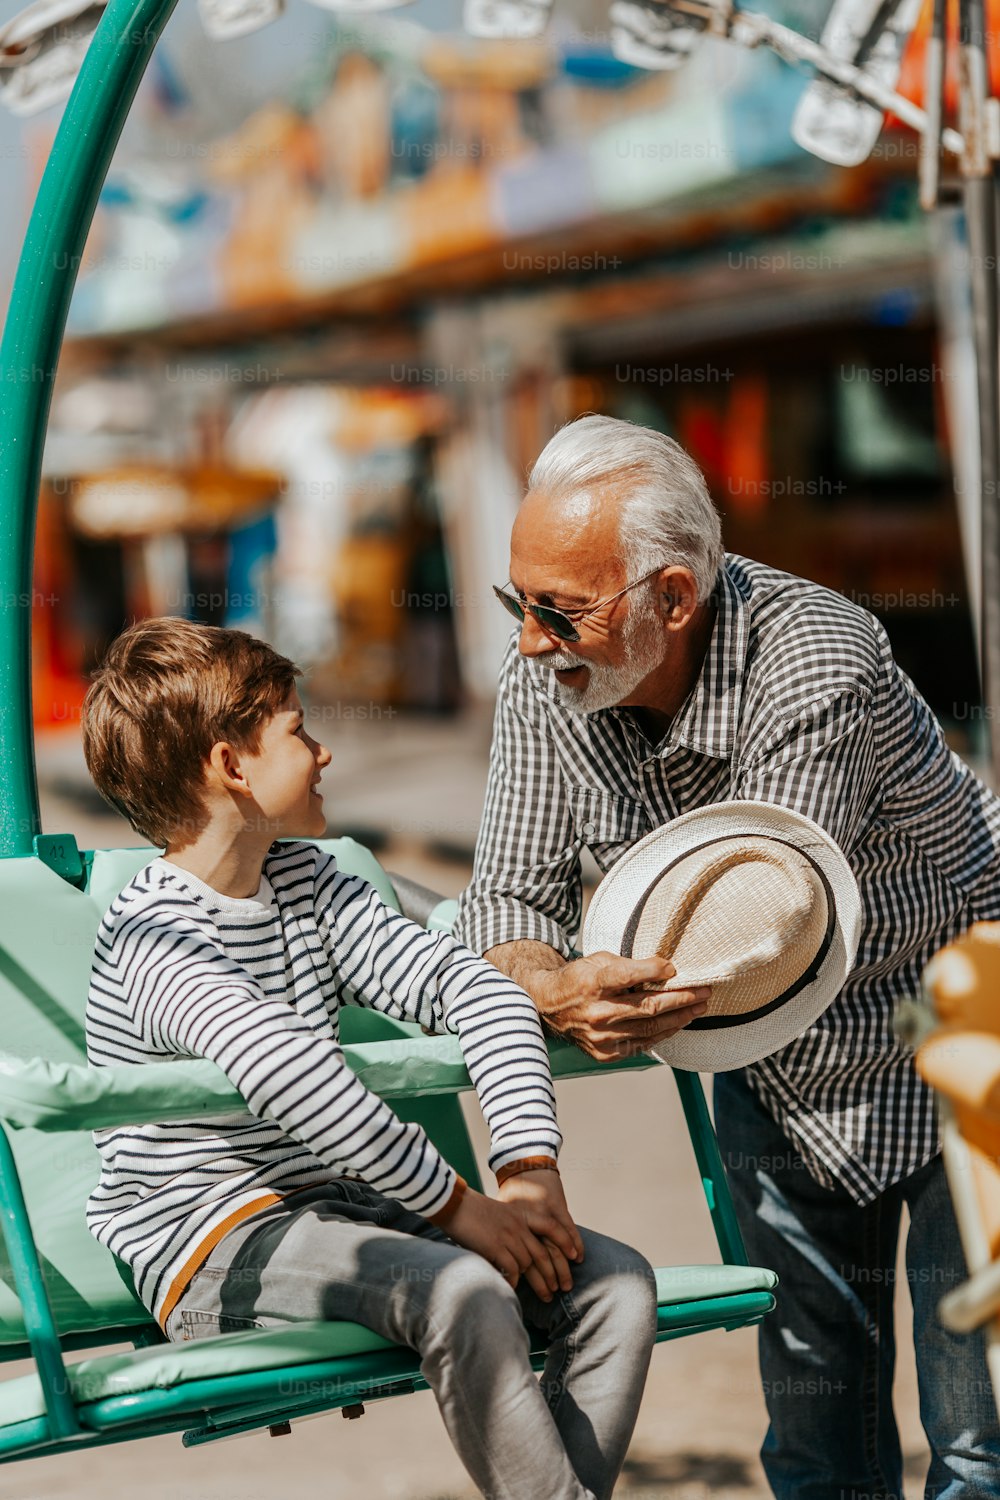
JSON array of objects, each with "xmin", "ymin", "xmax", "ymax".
[{"xmin": 492, "ymin": 566, "xmax": 666, "ymax": 643}]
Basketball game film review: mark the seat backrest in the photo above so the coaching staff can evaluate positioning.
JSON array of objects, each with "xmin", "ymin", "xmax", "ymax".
[
  {"xmin": 0, "ymin": 838, "xmax": 478, "ymax": 1352},
  {"xmin": 0, "ymin": 837, "xmax": 403, "ymax": 1068}
]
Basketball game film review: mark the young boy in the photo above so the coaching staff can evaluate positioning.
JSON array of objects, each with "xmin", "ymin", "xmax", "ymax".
[{"xmin": 82, "ymin": 617, "xmax": 657, "ymax": 1500}]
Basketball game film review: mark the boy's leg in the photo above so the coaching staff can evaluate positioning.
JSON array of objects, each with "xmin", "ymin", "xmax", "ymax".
[
  {"xmin": 165, "ymin": 1182, "xmax": 596, "ymax": 1500},
  {"xmin": 514, "ymin": 1225, "xmax": 659, "ymax": 1500},
  {"xmin": 902, "ymin": 1155, "xmax": 1000, "ymax": 1498}
]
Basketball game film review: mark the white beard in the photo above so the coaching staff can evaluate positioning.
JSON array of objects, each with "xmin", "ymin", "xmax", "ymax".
[{"xmin": 529, "ymin": 606, "xmax": 664, "ymax": 715}]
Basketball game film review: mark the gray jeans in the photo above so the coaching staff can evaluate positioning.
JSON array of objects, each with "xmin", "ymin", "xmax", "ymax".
[{"xmin": 164, "ymin": 1181, "xmax": 657, "ymax": 1500}]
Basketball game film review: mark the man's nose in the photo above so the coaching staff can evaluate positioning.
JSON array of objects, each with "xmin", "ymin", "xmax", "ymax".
[
  {"xmin": 517, "ymin": 610, "xmax": 561, "ymax": 658},
  {"xmin": 316, "ymin": 740, "xmax": 333, "ymax": 768}
]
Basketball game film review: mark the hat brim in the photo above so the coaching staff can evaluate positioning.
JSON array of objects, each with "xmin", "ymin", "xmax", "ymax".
[{"xmin": 581, "ymin": 800, "xmax": 863, "ymax": 1072}]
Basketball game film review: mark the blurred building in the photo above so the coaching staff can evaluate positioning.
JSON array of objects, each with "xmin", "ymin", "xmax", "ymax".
[{"xmin": 31, "ymin": 17, "xmax": 980, "ymax": 741}]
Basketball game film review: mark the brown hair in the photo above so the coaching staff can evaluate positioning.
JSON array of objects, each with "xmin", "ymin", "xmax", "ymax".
[{"xmin": 82, "ymin": 617, "xmax": 299, "ymax": 848}]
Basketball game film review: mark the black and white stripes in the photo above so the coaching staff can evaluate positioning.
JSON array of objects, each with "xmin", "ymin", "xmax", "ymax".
[
  {"xmin": 87, "ymin": 842, "xmax": 561, "ymax": 1328},
  {"xmin": 454, "ymin": 553, "xmax": 1000, "ymax": 1204}
]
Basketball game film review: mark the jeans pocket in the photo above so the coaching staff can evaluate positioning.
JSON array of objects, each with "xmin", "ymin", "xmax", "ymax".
[
  {"xmin": 332, "ymin": 1177, "xmax": 373, "ymax": 1207},
  {"xmin": 178, "ymin": 1307, "xmax": 266, "ymax": 1342}
]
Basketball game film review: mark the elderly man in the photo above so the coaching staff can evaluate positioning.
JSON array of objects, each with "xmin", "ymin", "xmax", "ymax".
[{"xmin": 454, "ymin": 414, "xmax": 1000, "ymax": 1499}]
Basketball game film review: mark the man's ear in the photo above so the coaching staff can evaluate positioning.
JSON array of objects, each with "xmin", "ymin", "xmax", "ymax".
[
  {"xmin": 659, "ymin": 567, "xmax": 700, "ymax": 627},
  {"xmin": 207, "ymin": 741, "xmax": 254, "ymax": 797}
]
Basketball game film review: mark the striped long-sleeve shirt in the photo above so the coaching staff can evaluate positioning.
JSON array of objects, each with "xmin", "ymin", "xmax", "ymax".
[
  {"xmin": 454, "ymin": 552, "xmax": 1000, "ymax": 1204},
  {"xmin": 86, "ymin": 840, "xmax": 561, "ymax": 1330}
]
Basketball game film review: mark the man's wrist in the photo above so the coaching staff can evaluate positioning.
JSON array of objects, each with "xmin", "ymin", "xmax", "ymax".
[
  {"xmin": 530, "ymin": 965, "xmax": 564, "ymax": 1017},
  {"xmin": 495, "ymin": 1155, "xmax": 559, "ymax": 1186},
  {"xmin": 484, "ymin": 940, "xmax": 566, "ymax": 1000}
]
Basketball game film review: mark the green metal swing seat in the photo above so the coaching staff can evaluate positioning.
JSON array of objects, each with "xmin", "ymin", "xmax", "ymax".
[{"xmin": 0, "ymin": 835, "xmax": 777, "ymax": 1464}]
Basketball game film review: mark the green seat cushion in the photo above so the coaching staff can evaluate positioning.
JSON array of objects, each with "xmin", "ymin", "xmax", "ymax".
[
  {"xmin": 84, "ymin": 847, "xmax": 161, "ymax": 921},
  {"xmin": 0, "ymin": 838, "xmax": 401, "ymax": 1073},
  {"xmin": 0, "ymin": 1266, "xmax": 777, "ymax": 1430},
  {"xmin": 0, "ymin": 858, "xmax": 96, "ymax": 1065},
  {"xmin": 655, "ymin": 1264, "xmax": 776, "ymax": 1303},
  {"xmin": 0, "ymin": 1319, "xmax": 398, "ymax": 1429},
  {"xmin": 0, "ymin": 1129, "xmax": 153, "ymax": 1345}
]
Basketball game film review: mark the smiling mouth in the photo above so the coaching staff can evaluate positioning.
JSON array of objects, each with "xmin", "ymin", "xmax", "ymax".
[{"xmin": 554, "ymin": 665, "xmax": 586, "ymax": 681}]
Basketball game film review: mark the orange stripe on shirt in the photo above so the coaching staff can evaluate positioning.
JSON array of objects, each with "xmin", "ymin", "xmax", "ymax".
[{"xmin": 158, "ymin": 1190, "xmax": 296, "ymax": 1333}]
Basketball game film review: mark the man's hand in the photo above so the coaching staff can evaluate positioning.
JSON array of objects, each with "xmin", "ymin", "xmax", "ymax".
[
  {"xmin": 532, "ymin": 952, "xmax": 710, "ymax": 1062},
  {"xmin": 442, "ymin": 1185, "xmax": 576, "ymax": 1302}
]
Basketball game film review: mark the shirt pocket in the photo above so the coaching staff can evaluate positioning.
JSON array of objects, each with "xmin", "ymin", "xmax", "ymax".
[{"xmin": 566, "ymin": 787, "xmax": 649, "ymax": 874}]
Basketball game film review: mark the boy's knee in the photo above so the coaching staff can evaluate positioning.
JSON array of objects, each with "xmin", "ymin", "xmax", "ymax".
[
  {"xmin": 575, "ymin": 1232, "xmax": 659, "ymax": 1324},
  {"xmin": 424, "ymin": 1251, "xmax": 526, "ymax": 1346},
  {"xmin": 578, "ymin": 1228, "xmax": 654, "ymax": 1282},
  {"xmin": 619, "ymin": 1250, "xmax": 658, "ymax": 1326}
]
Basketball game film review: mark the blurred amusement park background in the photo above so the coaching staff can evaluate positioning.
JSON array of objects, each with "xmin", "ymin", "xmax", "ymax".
[
  {"xmin": 1, "ymin": 0, "xmax": 998, "ymax": 1494},
  {"xmin": 2, "ymin": 0, "xmax": 991, "ymax": 735}
]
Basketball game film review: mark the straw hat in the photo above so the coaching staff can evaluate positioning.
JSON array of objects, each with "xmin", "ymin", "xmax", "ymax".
[{"xmin": 582, "ymin": 799, "xmax": 863, "ymax": 1072}]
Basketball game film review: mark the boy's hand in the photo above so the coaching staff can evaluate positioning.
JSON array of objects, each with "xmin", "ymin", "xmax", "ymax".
[
  {"xmin": 442, "ymin": 1186, "xmax": 574, "ymax": 1303},
  {"xmin": 497, "ymin": 1169, "xmax": 584, "ymax": 1297}
]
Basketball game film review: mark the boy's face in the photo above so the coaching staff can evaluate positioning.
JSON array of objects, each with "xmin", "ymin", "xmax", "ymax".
[{"xmin": 236, "ymin": 687, "xmax": 331, "ymax": 839}]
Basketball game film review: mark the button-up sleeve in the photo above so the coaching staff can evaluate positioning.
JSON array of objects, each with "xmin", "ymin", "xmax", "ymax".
[{"xmin": 454, "ymin": 636, "xmax": 582, "ymax": 957}]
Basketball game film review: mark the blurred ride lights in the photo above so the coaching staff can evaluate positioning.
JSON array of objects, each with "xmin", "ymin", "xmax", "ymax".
[
  {"xmin": 67, "ymin": 465, "xmax": 281, "ymax": 540},
  {"xmin": 608, "ymin": 0, "xmax": 710, "ymax": 70},
  {"xmin": 0, "ymin": 0, "xmax": 107, "ymax": 116},
  {"xmin": 463, "ymin": 0, "xmax": 553, "ymax": 40},
  {"xmin": 0, "ymin": 0, "xmax": 717, "ymax": 113},
  {"xmin": 197, "ymin": 0, "xmax": 285, "ymax": 42},
  {"xmin": 0, "ymin": 0, "xmax": 952, "ymax": 189},
  {"xmin": 791, "ymin": 0, "xmax": 927, "ymax": 167}
]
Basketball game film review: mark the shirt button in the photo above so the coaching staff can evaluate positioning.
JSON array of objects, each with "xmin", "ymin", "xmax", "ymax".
[{"xmin": 582, "ymin": 821, "xmax": 596, "ymax": 838}]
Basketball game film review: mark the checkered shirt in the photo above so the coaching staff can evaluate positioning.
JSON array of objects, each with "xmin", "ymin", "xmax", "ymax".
[{"xmin": 454, "ymin": 553, "xmax": 1000, "ymax": 1202}]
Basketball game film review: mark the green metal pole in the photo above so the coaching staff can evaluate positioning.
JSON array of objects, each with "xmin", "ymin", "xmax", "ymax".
[
  {"xmin": 0, "ymin": 1125, "xmax": 80, "ymax": 1440},
  {"xmin": 0, "ymin": 0, "xmax": 179, "ymax": 855},
  {"xmin": 673, "ymin": 1069, "xmax": 750, "ymax": 1268}
]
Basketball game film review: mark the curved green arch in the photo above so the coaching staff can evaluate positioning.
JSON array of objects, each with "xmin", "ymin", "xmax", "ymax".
[{"xmin": 0, "ymin": 0, "xmax": 180, "ymax": 855}]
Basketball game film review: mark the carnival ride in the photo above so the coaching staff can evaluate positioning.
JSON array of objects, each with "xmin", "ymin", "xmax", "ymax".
[{"xmin": 0, "ymin": 0, "xmax": 997, "ymax": 1462}]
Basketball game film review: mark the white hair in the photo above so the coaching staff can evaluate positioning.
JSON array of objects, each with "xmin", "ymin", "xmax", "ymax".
[{"xmin": 527, "ymin": 414, "xmax": 724, "ymax": 602}]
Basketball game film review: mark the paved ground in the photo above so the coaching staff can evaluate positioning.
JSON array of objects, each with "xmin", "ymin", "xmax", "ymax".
[{"xmin": 4, "ymin": 711, "xmax": 938, "ymax": 1500}]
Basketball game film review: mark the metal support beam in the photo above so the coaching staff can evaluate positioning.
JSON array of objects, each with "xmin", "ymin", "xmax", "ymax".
[
  {"xmin": 0, "ymin": 0, "xmax": 179, "ymax": 854},
  {"xmin": 958, "ymin": 0, "xmax": 1000, "ymax": 786}
]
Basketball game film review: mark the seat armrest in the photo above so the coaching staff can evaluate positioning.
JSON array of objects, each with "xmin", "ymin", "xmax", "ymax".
[
  {"xmin": 427, "ymin": 897, "xmax": 459, "ymax": 933},
  {"xmin": 0, "ymin": 1038, "xmax": 656, "ymax": 1132},
  {"xmin": 386, "ymin": 872, "xmax": 448, "ymax": 928}
]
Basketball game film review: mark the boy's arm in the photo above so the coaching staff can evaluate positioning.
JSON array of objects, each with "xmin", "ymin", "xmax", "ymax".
[
  {"xmin": 116, "ymin": 908, "xmax": 466, "ymax": 1224},
  {"xmin": 318, "ymin": 862, "xmax": 562, "ymax": 1181}
]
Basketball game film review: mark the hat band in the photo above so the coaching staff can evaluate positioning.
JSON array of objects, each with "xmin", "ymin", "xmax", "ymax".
[{"xmin": 619, "ymin": 833, "xmax": 836, "ymax": 1029}]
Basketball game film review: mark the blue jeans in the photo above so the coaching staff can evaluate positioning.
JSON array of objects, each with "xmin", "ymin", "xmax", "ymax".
[{"xmin": 714, "ymin": 1067, "xmax": 1000, "ymax": 1500}]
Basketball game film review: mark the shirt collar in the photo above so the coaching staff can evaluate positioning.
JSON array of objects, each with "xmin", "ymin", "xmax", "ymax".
[{"xmin": 610, "ymin": 557, "xmax": 749, "ymax": 761}]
